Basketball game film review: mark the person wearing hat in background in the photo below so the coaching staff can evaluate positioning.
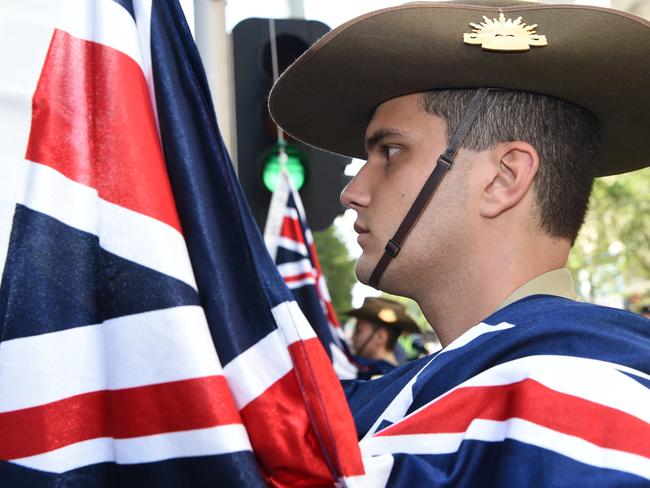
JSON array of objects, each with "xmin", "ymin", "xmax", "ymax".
[
  {"xmin": 640, "ymin": 304, "xmax": 650, "ymax": 320},
  {"xmin": 271, "ymin": 1, "xmax": 650, "ymax": 484},
  {"xmin": 345, "ymin": 297, "xmax": 421, "ymax": 379}
]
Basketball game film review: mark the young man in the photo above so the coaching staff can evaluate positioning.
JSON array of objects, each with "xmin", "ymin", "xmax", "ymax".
[
  {"xmin": 270, "ymin": 1, "xmax": 650, "ymax": 484},
  {"xmin": 345, "ymin": 297, "xmax": 420, "ymax": 379}
]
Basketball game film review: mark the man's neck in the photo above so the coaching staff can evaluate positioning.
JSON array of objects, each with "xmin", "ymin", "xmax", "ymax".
[
  {"xmin": 416, "ymin": 239, "xmax": 570, "ymax": 347},
  {"xmin": 367, "ymin": 347, "xmax": 398, "ymax": 366}
]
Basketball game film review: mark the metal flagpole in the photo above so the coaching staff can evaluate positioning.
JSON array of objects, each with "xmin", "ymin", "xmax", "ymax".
[{"xmin": 268, "ymin": 18, "xmax": 288, "ymax": 167}]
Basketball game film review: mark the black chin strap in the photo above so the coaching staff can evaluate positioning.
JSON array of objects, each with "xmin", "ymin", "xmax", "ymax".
[{"xmin": 368, "ymin": 88, "xmax": 492, "ymax": 289}]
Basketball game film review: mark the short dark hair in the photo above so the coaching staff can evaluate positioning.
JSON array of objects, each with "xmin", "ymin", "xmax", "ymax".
[{"xmin": 419, "ymin": 90, "xmax": 601, "ymax": 243}]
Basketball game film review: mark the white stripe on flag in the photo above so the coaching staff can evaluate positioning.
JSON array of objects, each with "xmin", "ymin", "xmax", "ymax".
[
  {"xmin": 11, "ymin": 424, "xmax": 252, "ymax": 474},
  {"xmin": 344, "ymin": 454, "xmax": 394, "ymax": 488},
  {"xmin": 18, "ymin": 160, "xmax": 197, "ymax": 289},
  {"xmin": 361, "ymin": 418, "xmax": 650, "ymax": 481},
  {"xmin": 318, "ymin": 275, "xmax": 333, "ymax": 301},
  {"xmin": 283, "ymin": 206, "xmax": 299, "ymax": 221},
  {"xmin": 363, "ymin": 355, "xmax": 438, "ymax": 439},
  {"xmin": 131, "ymin": 0, "xmax": 158, "ymax": 134},
  {"xmin": 0, "ymin": 306, "xmax": 220, "ymax": 412},
  {"xmin": 276, "ymin": 236, "xmax": 308, "ymax": 256},
  {"xmin": 57, "ymin": 0, "xmax": 144, "ymax": 71},
  {"xmin": 264, "ymin": 169, "xmax": 291, "ymax": 260},
  {"xmin": 277, "ymin": 259, "xmax": 313, "ymax": 278},
  {"xmin": 223, "ymin": 328, "xmax": 294, "ymax": 409},
  {"xmin": 221, "ymin": 301, "xmax": 318, "ymax": 409},
  {"xmin": 304, "ymin": 227, "xmax": 313, "ymax": 245},
  {"xmin": 440, "ymin": 321, "xmax": 516, "ymax": 353},
  {"xmin": 284, "ymin": 277, "xmax": 317, "ymax": 289},
  {"xmin": 361, "ymin": 431, "xmax": 465, "ymax": 456},
  {"xmin": 331, "ymin": 344, "xmax": 359, "ymax": 380},
  {"xmin": 273, "ymin": 300, "xmax": 317, "ymax": 344}
]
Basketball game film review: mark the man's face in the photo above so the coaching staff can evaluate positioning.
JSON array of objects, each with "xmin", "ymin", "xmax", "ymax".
[
  {"xmin": 340, "ymin": 93, "xmax": 475, "ymax": 294},
  {"xmin": 351, "ymin": 319, "xmax": 382, "ymax": 357}
]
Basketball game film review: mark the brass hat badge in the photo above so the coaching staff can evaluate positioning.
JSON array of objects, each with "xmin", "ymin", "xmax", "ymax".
[
  {"xmin": 464, "ymin": 13, "xmax": 548, "ymax": 52},
  {"xmin": 378, "ymin": 308, "xmax": 398, "ymax": 323}
]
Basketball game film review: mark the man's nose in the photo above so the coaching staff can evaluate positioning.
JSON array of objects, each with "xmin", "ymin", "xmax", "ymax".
[{"xmin": 340, "ymin": 162, "xmax": 372, "ymax": 210}]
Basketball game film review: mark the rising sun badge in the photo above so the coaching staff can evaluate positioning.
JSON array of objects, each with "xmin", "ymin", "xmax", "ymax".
[{"xmin": 463, "ymin": 13, "xmax": 548, "ymax": 52}]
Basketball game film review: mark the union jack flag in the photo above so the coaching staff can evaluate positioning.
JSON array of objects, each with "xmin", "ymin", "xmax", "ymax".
[
  {"xmin": 0, "ymin": 0, "xmax": 364, "ymax": 485},
  {"xmin": 264, "ymin": 168, "xmax": 357, "ymax": 380},
  {"xmin": 4, "ymin": 1, "xmax": 648, "ymax": 487},
  {"xmin": 345, "ymin": 296, "xmax": 650, "ymax": 485}
]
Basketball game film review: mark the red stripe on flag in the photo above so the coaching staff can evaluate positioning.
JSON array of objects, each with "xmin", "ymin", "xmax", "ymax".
[
  {"xmin": 25, "ymin": 29, "xmax": 181, "ymax": 232},
  {"xmin": 377, "ymin": 378, "xmax": 650, "ymax": 458},
  {"xmin": 288, "ymin": 338, "xmax": 365, "ymax": 478},
  {"xmin": 240, "ymin": 337, "xmax": 364, "ymax": 487},
  {"xmin": 283, "ymin": 271, "xmax": 315, "ymax": 284},
  {"xmin": 280, "ymin": 215, "xmax": 304, "ymax": 244},
  {"xmin": 241, "ymin": 369, "xmax": 335, "ymax": 487},
  {"xmin": 306, "ymin": 234, "xmax": 341, "ymax": 330},
  {"xmin": 0, "ymin": 375, "xmax": 241, "ymax": 460}
]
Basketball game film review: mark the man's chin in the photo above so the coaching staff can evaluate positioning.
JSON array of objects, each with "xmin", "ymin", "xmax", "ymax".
[
  {"xmin": 355, "ymin": 256, "xmax": 404, "ymax": 294},
  {"xmin": 354, "ymin": 258, "xmax": 374, "ymax": 287}
]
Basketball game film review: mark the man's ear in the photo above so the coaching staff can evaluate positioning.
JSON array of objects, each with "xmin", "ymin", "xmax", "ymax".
[{"xmin": 479, "ymin": 142, "xmax": 539, "ymax": 219}]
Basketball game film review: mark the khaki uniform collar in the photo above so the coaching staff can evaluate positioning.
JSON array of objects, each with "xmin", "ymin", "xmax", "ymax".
[{"xmin": 497, "ymin": 268, "xmax": 577, "ymax": 311}]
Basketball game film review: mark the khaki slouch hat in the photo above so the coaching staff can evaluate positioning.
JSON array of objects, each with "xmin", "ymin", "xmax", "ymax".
[{"xmin": 269, "ymin": 1, "xmax": 650, "ymax": 176}]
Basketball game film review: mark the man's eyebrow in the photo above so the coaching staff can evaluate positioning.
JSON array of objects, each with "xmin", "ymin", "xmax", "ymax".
[{"xmin": 364, "ymin": 128, "xmax": 407, "ymax": 154}]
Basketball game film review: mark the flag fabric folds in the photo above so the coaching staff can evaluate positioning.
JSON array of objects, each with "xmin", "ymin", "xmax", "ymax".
[
  {"xmin": 344, "ymin": 296, "xmax": 650, "ymax": 485},
  {"xmin": 3, "ymin": 2, "xmax": 648, "ymax": 487},
  {"xmin": 264, "ymin": 169, "xmax": 357, "ymax": 380},
  {"xmin": 0, "ymin": 0, "xmax": 364, "ymax": 486}
]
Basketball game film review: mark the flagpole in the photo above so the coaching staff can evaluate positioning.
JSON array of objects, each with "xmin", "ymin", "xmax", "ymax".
[
  {"xmin": 194, "ymin": 0, "xmax": 236, "ymax": 163},
  {"xmin": 268, "ymin": 18, "xmax": 288, "ymax": 168}
]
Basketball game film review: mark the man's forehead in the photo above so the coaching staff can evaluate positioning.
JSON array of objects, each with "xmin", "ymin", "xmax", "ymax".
[
  {"xmin": 364, "ymin": 94, "xmax": 446, "ymax": 145},
  {"xmin": 371, "ymin": 93, "xmax": 424, "ymax": 121}
]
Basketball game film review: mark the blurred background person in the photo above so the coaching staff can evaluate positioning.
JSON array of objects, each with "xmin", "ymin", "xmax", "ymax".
[
  {"xmin": 344, "ymin": 297, "xmax": 420, "ymax": 379},
  {"xmin": 640, "ymin": 304, "xmax": 650, "ymax": 320}
]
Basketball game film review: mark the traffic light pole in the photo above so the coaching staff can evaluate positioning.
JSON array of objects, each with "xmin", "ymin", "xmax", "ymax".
[
  {"xmin": 193, "ymin": 0, "xmax": 237, "ymax": 167},
  {"xmin": 287, "ymin": 0, "xmax": 305, "ymax": 19},
  {"xmin": 232, "ymin": 17, "xmax": 351, "ymax": 232}
]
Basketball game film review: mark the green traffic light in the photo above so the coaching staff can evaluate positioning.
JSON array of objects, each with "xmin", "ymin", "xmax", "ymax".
[{"xmin": 262, "ymin": 143, "xmax": 307, "ymax": 192}]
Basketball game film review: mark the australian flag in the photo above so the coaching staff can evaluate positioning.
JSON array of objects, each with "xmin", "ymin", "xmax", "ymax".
[
  {"xmin": 0, "ymin": 0, "xmax": 364, "ymax": 486},
  {"xmin": 264, "ymin": 168, "xmax": 358, "ymax": 380}
]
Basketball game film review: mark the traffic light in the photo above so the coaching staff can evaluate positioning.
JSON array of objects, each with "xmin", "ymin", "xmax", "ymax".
[{"xmin": 232, "ymin": 18, "xmax": 351, "ymax": 231}]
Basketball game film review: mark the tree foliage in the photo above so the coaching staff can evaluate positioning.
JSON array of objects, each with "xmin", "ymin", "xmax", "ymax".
[
  {"xmin": 568, "ymin": 167, "xmax": 650, "ymax": 303},
  {"xmin": 313, "ymin": 224, "xmax": 357, "ymax": 315}
]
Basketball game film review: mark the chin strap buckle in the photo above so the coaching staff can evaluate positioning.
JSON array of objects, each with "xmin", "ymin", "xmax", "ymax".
[
  {"xmin": 385, "ymin": 239, "xmax": 401, "ymax": 257},
  {"xmin": 437, "ymin": 152, "xmax": 454, "ymax": 169}
]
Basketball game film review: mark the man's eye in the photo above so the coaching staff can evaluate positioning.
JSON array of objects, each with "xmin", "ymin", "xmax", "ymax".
[{"xmin": 384, "ymin": 146, "xmax": 400, "ymax": 160}]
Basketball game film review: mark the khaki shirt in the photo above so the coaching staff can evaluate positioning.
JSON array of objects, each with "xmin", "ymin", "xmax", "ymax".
[{"xmin": 497, "ymin": 268, "xmax": 577, "ymax": 311}]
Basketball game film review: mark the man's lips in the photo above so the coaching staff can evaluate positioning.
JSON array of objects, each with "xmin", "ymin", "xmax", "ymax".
[
  {"xmin": 354, "ymin": 223, "xmax": 369, "ymax": 235},
  {"xmin": 354, "ymin": 223, "xmax": 369, "ymax": 245}
]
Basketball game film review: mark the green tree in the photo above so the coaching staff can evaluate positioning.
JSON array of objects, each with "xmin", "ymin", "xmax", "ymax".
[
  {"xmin": 313, "ymin": 224, "xmax": 357, "ymax": 315},
  {"xmin": 568, "ymin": 167, "xmax": 650, "ymax": 304}
]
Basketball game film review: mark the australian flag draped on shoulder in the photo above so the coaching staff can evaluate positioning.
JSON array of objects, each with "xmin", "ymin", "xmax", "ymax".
[
  {"xmin": 0, "ymin": 0, "xmax": 365, "ymax": 485},
  {"xmin": 264, "ymin": 168, "xmax": 357, "ymax": 380}
]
